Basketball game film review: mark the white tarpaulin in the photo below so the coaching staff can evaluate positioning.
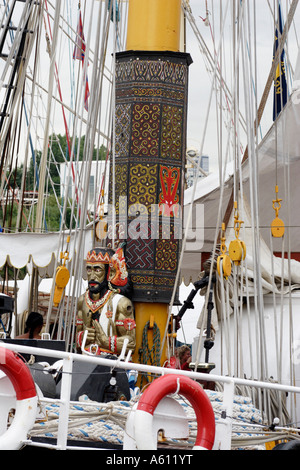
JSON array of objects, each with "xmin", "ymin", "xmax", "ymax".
[
  {"xmin": 0, "ymin": 230, "xmax": 93, "ymax": 276},
  {"xmin": 182, "ymin": 86, "xmax": 300, "ymax": 284}
]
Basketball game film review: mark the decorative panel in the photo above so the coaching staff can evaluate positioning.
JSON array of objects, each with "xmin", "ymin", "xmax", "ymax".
[{"xmin": 107, "ymin": 51, "xmax": 192, "ymax": 303}]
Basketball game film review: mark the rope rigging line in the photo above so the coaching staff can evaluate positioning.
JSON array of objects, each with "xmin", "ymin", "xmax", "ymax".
[
  {"xmin": 183, "ymin": 0, "xmax": 247, "ymax": 136},
  {"xmin": 192, "ymin": 1, "xmax": 249, "ymax": 373},
  {"xmin": 62, "ymin": 1, "xmax": 118, "ymax": 350},
  {"xmin": 2, "ymin": 5, "xmax": 44, "ymax": 231},
  {"xmin": 0, "ymin": 0, "xmax": 41, "ymax": 162},
  {"xmin": 161, "ymin": 0, "xmax": 232, "ymax": 359},
  {"xmin": 43, "ymin": 0, "xmax": 80, "ymax": 218},
  {"xmin": 179, "ymin": 0, "xmax": 300, "ymax": 427}
]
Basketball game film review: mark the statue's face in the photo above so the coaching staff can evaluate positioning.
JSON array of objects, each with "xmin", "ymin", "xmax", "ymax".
[
  {"xmin": 86, "ymin": 263, "xmax": 107, "ymax": 295},
  {"xmin": 108, "ymin": 265, "xmax": 117, "ymax": 283}
]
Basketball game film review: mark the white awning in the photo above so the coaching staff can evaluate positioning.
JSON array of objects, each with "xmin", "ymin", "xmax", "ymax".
[
  {"xmin": 182, "ymin": 87, "xmax": 300, "ymax": 284},
  {"xmin": 0, "ymin": 230, "xmax": 93, "ymax": 277}
]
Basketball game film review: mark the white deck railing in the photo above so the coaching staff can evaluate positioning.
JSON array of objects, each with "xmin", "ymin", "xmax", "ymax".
[{"xmin": 1, "ymin": 342, "xmax": 300, "ymax": 450}]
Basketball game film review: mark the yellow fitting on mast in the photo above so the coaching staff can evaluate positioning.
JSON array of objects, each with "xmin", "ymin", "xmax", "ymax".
[
  {"xmin": 53, "ymin": 236, "xmax": 71, "ymax": 307},
  {"xmin": 271, "ymin": 185, "xmax": 285, "ymax": 238},
  {"xmin": 217, "ymin": 223, "xmax": 232, "ymax": 279},
  {"xmin": 229, "ymin": 202, "xmax": 246, "ymax": 266},
  {"xmin": 126, "ymin": 0, "xmax": 182, "ymax": 52}
]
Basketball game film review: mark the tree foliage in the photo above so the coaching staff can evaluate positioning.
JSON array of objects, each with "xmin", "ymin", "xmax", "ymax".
[{"xmin": 0, "ymin": 134, "xmax": 107, "ymax": 232}]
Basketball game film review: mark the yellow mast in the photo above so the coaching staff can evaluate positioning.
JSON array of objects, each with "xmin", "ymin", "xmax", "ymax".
[
  {"xmin": 125, "ymin": 0, "xmax": 183, "ymax": 368},
  {"xmin": 126, "ymin": 0, "xmax": 182, "ymax": 52}
]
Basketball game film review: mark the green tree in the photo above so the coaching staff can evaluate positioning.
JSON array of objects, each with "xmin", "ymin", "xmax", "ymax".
[
  {"xmin": 27, "ymin": 134, "xmax": 107, "ymax": 195},
  {"xmin": 1, "ymin": 134, "xmax": 107, "ymax": 232}
]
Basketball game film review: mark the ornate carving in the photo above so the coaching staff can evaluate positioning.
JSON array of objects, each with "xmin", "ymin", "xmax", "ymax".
[
  {"xmin": 159, "ymin": 166, "xmax": 181, "ymax": 216},
  {"xmin": 161, "ymin": 106, "xmax": 183, "ymax": 160},
  {"xmin": 131, "ymin": 103, "xmax": 160, "ymax": 157},
  {"xmin": 129, "ymin": 163, "xmax": 157, "ymax": 211}
]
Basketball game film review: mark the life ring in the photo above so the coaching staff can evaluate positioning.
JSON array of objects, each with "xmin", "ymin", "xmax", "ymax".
[
  {"xmin": 134, "ymin": 374, "xmax": 215, "ymax": 450},
  {"xmin": 0, "ymin": 347, "xmax": 37, "ymax": 450}
]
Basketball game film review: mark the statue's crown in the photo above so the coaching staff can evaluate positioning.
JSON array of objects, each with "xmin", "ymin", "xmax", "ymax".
[{"xmin": 86, "ymin": 248, "xmax": 111, "ymax": 264}]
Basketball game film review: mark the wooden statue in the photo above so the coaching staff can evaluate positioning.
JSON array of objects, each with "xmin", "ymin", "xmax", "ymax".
[{"xmin": 76, "ymin": 247, "xmax": 136, "ymax": 356}]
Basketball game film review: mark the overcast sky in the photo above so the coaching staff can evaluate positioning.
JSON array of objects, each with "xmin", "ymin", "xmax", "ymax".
[{"xmin": 186, "ymin": 0, "xmax": 300, "ymax": 171}]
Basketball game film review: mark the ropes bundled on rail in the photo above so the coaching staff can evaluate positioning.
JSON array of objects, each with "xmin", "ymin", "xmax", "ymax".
[
  {"xmin": 31, "ymin": 397, "xmax": 130, "ymax": 445},
  {"xmin": 28, "ymin": 387, "xmax": 295, "ymax": 450}
]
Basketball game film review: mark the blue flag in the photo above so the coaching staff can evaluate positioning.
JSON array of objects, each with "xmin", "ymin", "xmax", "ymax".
[{"xmin": 273, "ymin": 4, "xmax": 287, "ymax": 121}]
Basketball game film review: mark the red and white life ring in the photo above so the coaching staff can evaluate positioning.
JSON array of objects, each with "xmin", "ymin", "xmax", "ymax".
[
  {"xmin": 134, "ymin": 374, "xmax": 215, "ymax": 450},
  {"xmin": 0, "ymin": 347, "xmax": 37, "ymax": 450}
]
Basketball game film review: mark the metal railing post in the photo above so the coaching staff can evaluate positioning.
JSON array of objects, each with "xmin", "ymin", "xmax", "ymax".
[
  {"xmin": 217, "ymin": 380, "xmax": 234, "ymax": 450},
  {"xmin": 57, "ymin": 355, "xmax": 73, "ymax": 450}
]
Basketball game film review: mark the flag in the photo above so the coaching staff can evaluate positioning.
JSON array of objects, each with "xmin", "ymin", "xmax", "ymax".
[
  {"xmin": 73, "ymin": 10, "xmax": 86, "ymax": 61},
  {"xmin": 73, "ymin": 10, "xmax": 90, "ymax": 111},
  {"xmin": 273, "ymin": 4, "xmax": 287, "ymax": 121}
]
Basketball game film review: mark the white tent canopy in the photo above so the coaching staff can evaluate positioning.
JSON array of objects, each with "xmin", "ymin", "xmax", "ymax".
[
  {"xmin": 0, "ymin": 230, "xmax": 93, "ymax": 277},
  {"xmin": 182, "ymin": 85, "xmax": 300, "ymax": 284}
]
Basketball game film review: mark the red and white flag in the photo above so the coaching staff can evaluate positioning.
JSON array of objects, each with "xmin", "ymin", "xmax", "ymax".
[{"xmin": 73, "ymin": 11, "xmax": 90, "ymax": 111}]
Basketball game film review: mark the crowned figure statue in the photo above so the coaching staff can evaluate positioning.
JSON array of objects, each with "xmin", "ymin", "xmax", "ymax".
[{"xmin": 76, "ymin": 246, "xmax": 136, "ymax": 356}]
